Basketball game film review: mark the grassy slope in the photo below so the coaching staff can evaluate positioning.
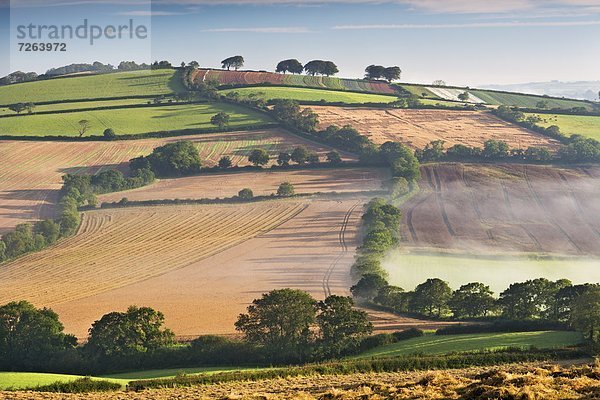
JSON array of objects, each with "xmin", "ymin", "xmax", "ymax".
[
  {"xmin": 355, "ymin": 331, "xmax": 583, "ymax": 359},
  {"xmin": 527, "ymin": 113, "xmax": 600, "ymax": 140},
  {"xmin": 0, "ymin": 372, "xmax": 128, "ymax": 390},
  {"xmin": 0, "ymin": 99, "xmax": 154, "ymax": 115},
  {"xmin": 0, "ymin": 70, "xmax": 183, "ymax": 104},
  {"xmin": 0, "ymin": 103, "xmax": 270, "ymax": 136},
  {"xmin": 471, "ymin": 89, "xmax": 591, "ymax": 110},
  {"xmin": 220, "ymin": 86, "xmax": 398, "ymax": 103}
]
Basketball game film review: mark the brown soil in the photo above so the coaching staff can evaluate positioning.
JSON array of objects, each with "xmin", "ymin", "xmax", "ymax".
[
  {"xmin": 98, "ymin": 168, "xmax": 389, "ymax": 204},
  {"xmin": 309, "ymin": 106, "xmax": 561, "ymax": 150},
  {"xmin": 402, "ymin": 163, "xmax": 600, "ymax": 256},
  {"xmin": 0, "ymin": 129, "xmax": 345, "ymax": 235}
]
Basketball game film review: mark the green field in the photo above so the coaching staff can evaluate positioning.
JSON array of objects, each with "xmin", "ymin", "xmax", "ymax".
[
  {"xmin": 0, "ymin": 70, "xmax": 183, "ymax": 104},
  {"xmin": 399, "ymin": 84, "xmax": 440, "ymax": 99},
  {"xmin": 527, "ymin": 113, "xmax": 600, "ymax": 140},
  {"xmin": 355, "ymin": 331, "xmax": 583, "ymax": 359},
  {"xmin": 384, "ymin": 252, "xmax": 600, "ymax": 294},
  {"xmin": 220, "ymin": 86, "xmax": 399, "ymax": 104},
  {"xmin": 471, "ymin": 89, "xmax": 591, "ymax": 110},
  {"xmin": 0, "ymin": 372, "xmax": 128, "ymax": 390},
  {"xmin": 0, "ymin": 98, "xmax": 155, "ymax": 115},
  {"xmin": 0, "ymin": 103, "xmax": 270, "ymax": 136}
]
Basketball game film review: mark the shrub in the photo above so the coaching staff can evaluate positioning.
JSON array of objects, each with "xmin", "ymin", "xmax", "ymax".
[
  {"xmin": 28, "ymin": 377, "xmax": 121, "ymax": 393},
  {"xmin": 103, "ymin": 128, "xmax": 116, "ymax": 140},
  {"xmin": 238, "ymin": 188, "xmax": 254, "ymax": 200},
  {"xmin": 276, "ymin": 182, "xmax": 295, "ymax": 197}
]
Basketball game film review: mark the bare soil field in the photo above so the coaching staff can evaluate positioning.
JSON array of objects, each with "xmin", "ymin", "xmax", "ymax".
[
  {"xmin": 0, "ymin": 197, "xmax": 369, "ymax": 338},
  {"xmin": 309, "ymin": 106, "xmax": 560, "ymax": 150},
  {"xmin": 0, "ymin": 129, "xmax": 341, "ymax": 235},
  {"xmin": 361, "ymin": 308, "xmax": 473, "ymax": 333},
  {"xmin": 401, "ymin": 163, "xmax": 600, "ymax": 256},
  {"xmin": 98, "ymin": 168, "xmax": 389, "ymax": 204},
  {"xmin": 5, "ymin": 362, "xmax": 599, "ymax": 399}
]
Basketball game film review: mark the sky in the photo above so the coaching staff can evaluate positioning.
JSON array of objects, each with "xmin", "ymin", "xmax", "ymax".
[{"xmin": 0, "ymin": 0, "xmax": 599, "ymax": 86}]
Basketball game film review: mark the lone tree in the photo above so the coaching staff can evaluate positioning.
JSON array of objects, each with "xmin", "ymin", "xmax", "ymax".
[
  {"xmin": 78, "ymin": 119, "xmax": 91, "ymax": 137},
  {"xmin": 326, "ymin": 150, "xmax": 342, "ymax": 165},
  {"xmin": 291, "ymin": 146, "xmax": 309, "ymax": 164},
  {"xmin": 103, "ymin": 128, "xmax": 116, "ymax": 140},
  {"xmin": 86, "ymin": 306, "xmax": 174, "ymax": 358},
  {"xmin": 218, "ymin": 156, "xmax": 233, "ymax": 169},
  {"xmin": 277, "ymin": 151, "xmax": 292, "ymax": 166},
  {"xmin": 8, "ymin": 103, "xmax": 27, "ymax": 114},
  {"xmin": 221, "ymin": 55, "xmax": 244, "ymax": 71},
  {"xmin": 277, "ymin": 182, "xmax": 295, "ymax": 197},
  {"xmin": 210, "ymin": 112, "xmax": 230, "ymax": 129},
  {"xmin": 248, "ymin": 148, "xmax": 270, "ymax": 166},
  {"xmin": 276, "ymin": 59, "xmax": 303, "ymax": 74},
  {"xmin": 238, "ymin": 188, "xmax": 254, "ymax": 200},
  {"xmin": 458, "ymin": 92, "xmax": 470, "ymax": 102},
  {"xmin": 382, "ymin": 66, "xmax": 401, "ymax": 82},
  {"xmin": 235, "ymin": 288, "xmax": 316, "ymax": 359}
]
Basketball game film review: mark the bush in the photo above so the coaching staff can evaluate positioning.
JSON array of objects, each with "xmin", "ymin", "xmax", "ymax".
[
  {"xmin": 103, "ymin": 128, "xmax": 116, "ymax": 140},
  {"xmin": 238, "ymin": 188, "xmax": 254, "ymax": 200},
  {"xmin": 27, "ymin": 377, "xmax": 121, "ymax": 393},
  {"xmin": 277, "ymin": 182, "xmax": 295, "ymax": 197}
]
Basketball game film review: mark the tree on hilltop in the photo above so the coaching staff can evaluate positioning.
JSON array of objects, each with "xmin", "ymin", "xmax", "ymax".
[
  {"xmin": 304, "ymin": 60, "xmax": 338, "ymax": 76},
  {"xmin": 365, "ymin": 65, "xmax": 386, "ymax": 80},
  {"xmin": 276, "ymin": 59, "xmax": 303, "ymax": 74},
  {"xmin": 382, "ymin": 66, "xmax": 401, "ymax": 82},
  {"xmin": 221, "ymin": 56, "xmax": 244, "ymax": 71}
]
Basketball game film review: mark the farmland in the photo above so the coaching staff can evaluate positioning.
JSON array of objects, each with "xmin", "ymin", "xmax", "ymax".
[
  {"xmin": 98, "ymin": 168, "xmax": 389, "ymax": 204},
  {"xmin": 309, "ymin": 106, "xmax": 560, "ymax": 150},
  {"xmin": 470, "ymin": 89, "xmax": 593, "ymax": 110},
  {"xmin": 0, "ymin": 70, "xmax": 182, "ymax": 104},
  {"xmin": 0, "ymin": 103, "xmax": 270, "ymax": 137},
  {"xmin": 355, "ymin": 331, "xmax": 583, "ymax": 358},
  {"xmin": 0, "ymin": 129, "xmax": 336, "ymax": 234},
  {"xmin": 4, "ymin": 362, "xmax": 599, "ymax": 399},
  {"xmin": 193, "ymin": 69, "xmax": 398, "ymax": 94},
  {"xmin": 219, "ymin": 86, "xmax": 399, "ymax": 103},
  {"xmin": 0, "ymin": 99, "xmax": 153, "ymax": 115},
  {"xmin": 527, "ymin": 113, "xmax": 600, "ymax": 140},
  {"xmin": 46, "ymin": 197, "xmax": 370, "ymax": 338}
]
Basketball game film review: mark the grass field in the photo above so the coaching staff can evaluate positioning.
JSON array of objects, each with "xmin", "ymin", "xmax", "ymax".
[
  {"xmin": 0, "ymin": 98, "xmax": 154, "ymax": 115},
  {"xmin": 527, "ymin": 113, "xmax": 600, "ymax": 140},
  {"xmin": 471, "ymin": 89, "xmax": 591, "ymax": 110},
  {"xmin": 0, "ymin": 70, "xmax": 183, "ymax": 104},
  {"xmin": 355, "ymin": 331, "xmax": 583, "ymax": 358},
  {"xmin": 0, "ymin": 372, "xmax": 128, "ymax": 390},
  {"xmin": 0, "ymin": 103, "xmax": 270, "ymax": 136},
  {"xmin": 384, "ymin": 252, "xmax": 600, "ymax": 294},
  {"xmin": 219, "ymin": 86, "xmax": 399, "ymax": 103}
]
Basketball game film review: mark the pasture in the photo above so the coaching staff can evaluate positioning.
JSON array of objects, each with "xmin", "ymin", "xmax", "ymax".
[
  {"xmin": 527, "ymin": 113, "xmax": 600, "ymax": 140},
  {"xmin": 470, "ymin": 89, "xmax": 592, "ymax": 110},
  {"xmin": 309, "ymin": 106, "xmax": 560, "ymax": 150},
  {"xmin": 0, "ymin": 103, "xmax": 270, "ymax": 136},
  {"xmin": 355, "ymin": 331, "xmax": 583, "ymax": 358},
  {"xmin": 220, "ymin": 86, "xmax": 398, "ymax": 103},
  {"xmin": 0, "ymin": 129, "xmax": 331, "ymax": 234},
  {"xmin": 0, "ymin": 99, "xmax": 154, "ymax": 115},
  {"xmin": 0, "ymin": 373, "xmax": 127, "ymax": 390},
  {"xmin": 0, "ymin": 70, "xmax": 183, "ymax": 104}
]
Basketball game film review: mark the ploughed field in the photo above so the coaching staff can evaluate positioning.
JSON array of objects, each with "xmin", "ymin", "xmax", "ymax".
[
  {"xmin": 98, "ymin": 168, "xmax": 389, "ymax": 204},
  {"xmin": 309, "ymin": 106, "xmax": 560, "ymax": 150},
  {"xmin": 400, "ymin": 164, "xmax": 600, "ymax": 256},
  {"xmin": 0, "ymin": 196, "xmax": 373, "ymax": 338},
  {"xmin": 0, "ymin": 129, "xmax": 340, "ymax": 235}
]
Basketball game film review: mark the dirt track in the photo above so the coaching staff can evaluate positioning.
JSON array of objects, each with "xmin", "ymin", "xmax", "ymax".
[
  {"xmin": 309, "ymin": 106, "xmax": 560, "ymax": 150},
  {"xmin": 401, "ymin": 163, "xmax": 600, "ymax": 256}
]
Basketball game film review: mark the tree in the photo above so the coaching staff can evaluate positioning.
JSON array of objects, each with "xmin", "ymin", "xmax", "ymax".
[
  {"xmin": 277, "ymin": 182, "xmax": 295, "ymax": 196},
  {"xmin": 449, "ymin": 283, "xmax": 497, "ymax": 318},
  {"xmin": 536, "ymin": 100, "xmax": 548, "ymax": 109},
  {"xmin": 235, "ymin": 289, "xmax": 316, "ymax": 359},
  {"xmin": 307, "ymin": 152, "xmax": 320, "ymax": 164},
  {"xmin": 141, "ymin": 141, "xmax": 202, "ymax": 177},
  {"xmin": 103, "ymin": 128, "xmax": 116, "ymax": 140},
  {"xmin": 499, "ymin": 278, "xmax": 566, "ymax": 320},
  {"xmin": 457, "ymin": 92, "xmax": 470, "ymax": 102},
  {"xmin": 382, "ymin": 66, "xmax": 401, "ymax": 82},
  {"xmin": 322, "ymin": 61, "xmax": 339, "ymax": 77},
  {"xmin": 8, "ymin": 103, "xmax": 27, "ymax": 114},
  {"xmin": 238, "ymin": 188, "xmax": 254, "ymax": 200},
  {"xmin": 316, "ymin": 296, "xmax": 372, "ymax": 357},
  {"xmin": 482, "ymin": 140, "xmax": 510, "ymax": 159},
  {"xmin": 410, "ymin": 278, "xmax": 452, "ymax": 317},
  {"xmin": 276, "ymin": 59, "xmax": 303, "ymax": 74},
  {"xmin": 78, "ymin": 119, "xmax": 91, "ymax": 137},
  {"xmin": 350, "ymin": 273, "xmax": 387, "ymax": 301},
  {"xmin": 218, "ymin": 156, "xmax": 233, "ymax": 169},
  {"xmin": 525, "ymin": 146, "xmax": 552, "ymax": 162},
  {"xmin": 24, "ymin": 103, "xmax": 35, "ymax": 114},
  {"xmin": 33, "ymin": 220, "xmax": 60, "ymax": 245},
  {"xmin": 221, "ymin": 56, "xmax": 244, "ymax": 71},
  {"xmin": 0, "ymin": 301, "xmax": 76, "ymax": 369},
  {"xmin": 277, "ymin": 152, "xmax": 291, "ymax": 166},
  {"xmin": 326, "ymin": 150, "xmax": 342, "ymax": 165},
  {"xmin": 291, "ymin": 146, "xmax": 309, "ymax": 164},
  {"xmin": 379, "ymin": 141, "xmax": 421, "ymax": 180},
  {"xmin": 248, "ymin": 149, "xmax": 270, "ymax": 166},
  {"xmin": 304, "ymin": 60, "xmax": 325, "ymax": 76},
  {"xmin": 416, "ymin": 140, "xmax": 445, "ymax": 162},
  {"xmin": 188, "ymin": 61, "xmax": 199, "ymax": 68},
  {"xmin": 210, "ymin": 112, "xmax": 230, "ymax": 129},
  {"xmin": 570, "ymin": 285, "xmax": 600, "ymax": 341},
  {"xmin": 365, "ymin": 65, "xmax": 385, "ymax": 80},
  {"xmin": 86, "ymin": 306, "xmax": 174, "ymax": 358}
]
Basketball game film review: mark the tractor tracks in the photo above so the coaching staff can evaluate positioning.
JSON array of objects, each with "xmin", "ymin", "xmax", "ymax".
[
  {"xmin": 322, "ymin": 202, "xmax": 361, "ymax": 298},
  {"xmin": 428, "ymin": 166, "xmax": 457, "ymax": 237}
]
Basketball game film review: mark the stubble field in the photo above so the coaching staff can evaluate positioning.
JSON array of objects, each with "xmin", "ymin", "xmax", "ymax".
[{"xmin": 309, "ymin": 106, "xmax": 560, "ymax": 150}]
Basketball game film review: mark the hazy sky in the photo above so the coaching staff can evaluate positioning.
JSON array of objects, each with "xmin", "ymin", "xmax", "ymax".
[{"xmin": 1, "ymin": 0, "xmax": 599, "ymax": 85}]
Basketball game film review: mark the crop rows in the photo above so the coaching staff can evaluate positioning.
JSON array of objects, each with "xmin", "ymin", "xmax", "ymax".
[
  {"xmin": 193, "ymin": 69, "xmax": 398, "ymax": 94},
  {"xmin": 0, "ymin": 202, "xmax": 307, "ymax": 306}
]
